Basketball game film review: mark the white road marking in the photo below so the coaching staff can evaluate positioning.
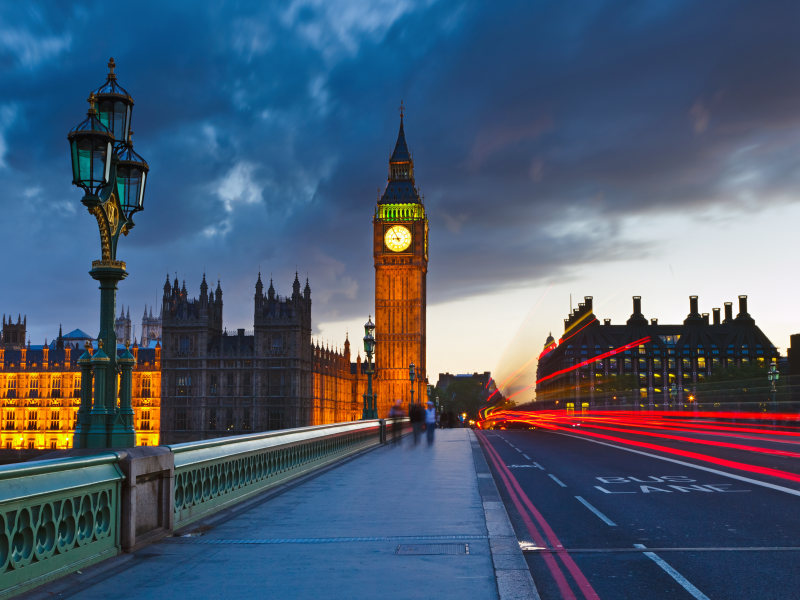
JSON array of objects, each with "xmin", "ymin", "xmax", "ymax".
[
  {"xmin": 532, "ymin": 463, "xmax": 545, "ymax": 470},
  {"xmin": 508, "ymin": 465, "xmax": 536, "ymax": 468},
  {"xmin": 553, "ymin": 431, "xmax": 800, "ymax": 498},
  {"xmin": 523, "ymin": 454, "xmax": 531, "ymax": 460},
  {"xmin": 516, "ymin": 448, "xmax": 522, "ymax": 452},
  {"xmin": 575, "ymin": 496, "xmax": 616, "ymax": 526},
  {"xmin": 548, "ymin": 474, "xmax": 567, "ymax": 487},
  {"xmin": 634, "ymin": 544, "xmax": 710, "ymax": 600},
  {"xmin": 595, "ymin": 486, "xmax": 636, "ymax": 494}
]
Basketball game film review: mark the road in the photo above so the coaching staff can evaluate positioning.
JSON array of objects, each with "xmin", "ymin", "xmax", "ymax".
[{"xmin": 477, "ymin": 423, "xmax": 800, "ymax": 599}]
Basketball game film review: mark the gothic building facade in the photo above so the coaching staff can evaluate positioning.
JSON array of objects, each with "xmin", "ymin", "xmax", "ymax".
[
  {"xmin": 115, "ymin": 304, "xmax": 162, "ymax": 346},
  {"xmin": 159, "ymin": 273, "xmax": 369, "ymax": 444},
  {"xmin": 0, "ymin": 318, "xmax": 160, "ymax": 450},
  {"xmin": 535, "ymin": 295, "xmax": 780, "ymax": 407},
  {"xmin": 373, "ymin": 111, "xmax": 429, "ymax": 414}
]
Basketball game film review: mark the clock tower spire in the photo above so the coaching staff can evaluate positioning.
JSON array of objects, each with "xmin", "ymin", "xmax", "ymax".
[{"xmin": 373, "ymin": 105, "xmax": 428, "ymax": 416}]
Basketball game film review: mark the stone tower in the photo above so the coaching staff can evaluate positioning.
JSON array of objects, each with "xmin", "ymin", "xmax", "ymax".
[
  {"xmin": 2, "ymin": 315, "xmax": 27, "ymax": 349},
  {"xmin": 373, "ymin": 107, "xmax": 428, "ymax": 416}
]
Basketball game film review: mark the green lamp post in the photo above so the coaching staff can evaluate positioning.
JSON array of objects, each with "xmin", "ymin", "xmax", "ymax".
[
  {"xmin": 68, "ymin": 58, "xmax": 149, "ymax": 449},
  {"xmin": 361, "ymin": 316, "xmax": 378, "ymax": 419},
  {"xmin": 409, "ymin": 362, "xmax": 416, "ymax": 411},
  {"xmin": 768, "ymin": 362, "xmax": 779, "ymax": 413}
]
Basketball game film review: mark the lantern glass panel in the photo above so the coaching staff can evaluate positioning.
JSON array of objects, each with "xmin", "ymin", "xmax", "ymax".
[
  {"xmin": 103, "ymin": 142, "xmax": 111, "ymax": 183},
  {"xmin": 97, "ymin": 100, "xmax": 130, "ymax": 142},
  {"xmin": 117, "ymin": 166, "xmax": 144, "ymax": 214}
]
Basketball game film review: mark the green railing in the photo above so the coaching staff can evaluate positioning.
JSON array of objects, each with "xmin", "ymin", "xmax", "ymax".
[
  {"xmin": 168, "ymin": 419, "xmax": 384, "ymax": 528},
  {"xmin": 0, "ymin": 418, "xmax": 405, "ymax": 597},
  {"xmin": 0, "ymin": 454, "xmax": 123, "ymax": 598}
]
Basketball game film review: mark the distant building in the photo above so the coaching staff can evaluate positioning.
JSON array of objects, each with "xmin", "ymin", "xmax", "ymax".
[
  {"xmin": 789, "ymin": 334, "xmax": 800, "ymax": 377},
  {"xmin": 158, "ymin": 273, "xmax": 369, "ymax": 444},
  {"xmin": 0, "ymin": 319, "xmax": 160, "ymax": 450},
  {"xmin": 436, "ymin": 371, "xmax": 493, "ymax": 391},
  {"xmin": 115, "ymin": 304, "xmax": 162, "ymax": 346},
  {"xmin": 535, "ymin": 295, "xmax": 780, "ymax": 406}
]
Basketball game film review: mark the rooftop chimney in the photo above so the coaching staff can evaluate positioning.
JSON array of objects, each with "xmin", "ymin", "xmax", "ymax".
[
  {"xmin": 632, "ymin": 296, "xmax": 642, "ymax": 315},
  {"xmin": 689, "ymin": 296, "xmax": 699, "ymax": 316},
  {"xmin": 604, "ymin": 319, "xmax": 611, "ymax": 326},
  {"xmin": 584, "ymin": 296, "xmax": 593, "ymax": 311},
  {"xmin": 724, "ymin": 302, "xmax": 733, "ymax": 323},
  {"xmin": 712, "ymin": 308, "xmax": 720, "ymax": 325},
  {"xmin": 737, "ymin": 295, "xmax": 748, "ymax": 318},
  {"xmin": 702, "ymin": 313, "xmax": 709, "ymax": 325},
  {"xmin": 651, "ymin": 318, "xmax": 658, "ymax": 325}
]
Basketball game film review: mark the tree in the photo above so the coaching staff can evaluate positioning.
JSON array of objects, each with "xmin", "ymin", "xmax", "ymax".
[{"xmin": 439, "ymin": 379, "xmax": 485, "ymax": 422}]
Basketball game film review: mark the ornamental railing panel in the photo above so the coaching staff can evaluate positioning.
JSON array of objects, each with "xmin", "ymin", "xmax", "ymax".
[
  {"xmin": 0, "ymin": 454, "xmax": 123, "ymax": 598},
  {"xmin": 167, "ymin": 420, "xmax": 383, "ymax": 529}
]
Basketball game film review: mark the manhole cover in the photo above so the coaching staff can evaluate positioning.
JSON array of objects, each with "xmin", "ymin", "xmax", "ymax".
[{"xmin": 396, "ymin": 544, "xmax": 469, "ymax": 555}]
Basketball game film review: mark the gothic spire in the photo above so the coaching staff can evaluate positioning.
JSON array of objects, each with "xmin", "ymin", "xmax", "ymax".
[{"xmin": 390, "ymin": 101, "xmax": 411, "ymax": 163}]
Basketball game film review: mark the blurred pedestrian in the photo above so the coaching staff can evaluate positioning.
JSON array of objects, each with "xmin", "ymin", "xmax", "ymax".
[
  {"xmin": 410, "ymin": 403, "xmax": 423, "ymax": 445},
  {"xmin": 425, "ymin": 401, "xmax": 437, "ymax": 446},
  {"xmin": 389, "ymin": 399, "xmax": 405, "ymax": 445}
]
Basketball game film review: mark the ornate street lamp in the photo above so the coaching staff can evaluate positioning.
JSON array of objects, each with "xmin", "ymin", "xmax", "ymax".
[
  {"xmin": 768, "ymin": 362, "xmax": 779, "ymax": 413},
  {"xmin": 669, "ymin": 382, "xmax": 677, "ymax": 409},
  {"xmin": 67, "ymin": 58, "xmax": 148, "ymax": 449},
  {"xmin": 362, "ymin": 316, "xmax": 378, "ymax": 419}
]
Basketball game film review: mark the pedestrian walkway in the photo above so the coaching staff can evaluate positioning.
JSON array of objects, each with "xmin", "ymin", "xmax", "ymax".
[{"xmin": 21, "ymin": 429, "xmax": 535, "ymax": 600}]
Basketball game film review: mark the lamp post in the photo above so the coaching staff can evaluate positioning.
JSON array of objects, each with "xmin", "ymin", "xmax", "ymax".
[
  {"xmin": 669, "ymin": 382, "xmax": 677, "ymax": 410},
  {"xmin": 409, "ymin": 362, "xmax": 416, "ymax": 410},
  {"xmin": 68, "ymin": 59, "xmax": 148, "ymax": 449},
  {"xmin": 768, "ymin": 362, "xmax": 779, "ymax": 413},
  {"xmin": 361, "ymin": 316, "xmax": 378, "ymax": 419}
]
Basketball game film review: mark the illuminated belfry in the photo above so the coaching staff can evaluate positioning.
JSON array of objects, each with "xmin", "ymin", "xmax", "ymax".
[
  {"xmin": 535, "ymin": 295, "xmax": 780, "ymax": 406},
  {"xmin": 373, "ymin": 104, "xmax": 429, "ymax": 415}
]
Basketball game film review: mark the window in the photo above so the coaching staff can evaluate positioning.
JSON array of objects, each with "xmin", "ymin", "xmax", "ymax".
[
  {"xmin": 28, "ymin": 440, "xmax": 34, "ymax": 450},
  {"xmin": 595, "ymin": 360, "xmax": 603, "ymax": 369},
  {"xmin": 653, "ymin": 373, "xmax": 662, "ymax": 383},
  {"xmin": 210, "ymin": 374, "xmax": 218, "ymax": 396},
  {"xmin": 27, "ymin": 410, "xmax": 37, "ymax": 431},
  {"xmin": 268, "ymin": 409, "xmax": 284, "ymax": 431},
  {"xmin": 683, "ymin": 373, "xmax": 691, "ymax": 380},
  {"xmin": 741, "ymin": 357, "xmax": 749, "ymax": 365},
  {"xmin": 180, "ymin": 337, "xmax": 191, "ymax": 353},
  {"xmin": 668, "ymin": 359, "xmax": 676, "ymax": 370},
  {"xmin": 141, "ymin": 410, "xmax": 151, "ymax": 431},
  {"xmin": 142, "ymin": 376, "xmax": 151, "ymax": 398},
  {"xmin": 609, "ymin": 358, "xmax": 617, "ymax": 369},
  {"xmin": 727, "ymin": 345, "xmax": 734, "ymax": 355},
  {"xmin": 638, "ymin": 359, "xmax": 646, "ymax": 370},
  {"xmin": 30, "ymin": 378, "xmax": 39, "ymax": 399},
  {"xmin": 712, "ymin": 358, "xmax": 720, "ymax": 369},
  {"xmin": 73, "ymin": 375, "xmax": 81, "ymax": 398},
  {"xmin": 624, "ymin": 358, "xmax": 632, "ymax": 369},
  {"xmin": 50, "ymin": 440, "xmax": 57, "ymax": 450},
  {"xmin": 659, "ymin": 335, "xmax": 681, "ymax": 346},
  {"xmin": 226, "ymin": 373, "xmax": 234, "ymax": 396},
  {"xmin": 741, "ymin": 345, "xmax": 749, "ymax": 355},
  {"xmin": 638, "ymin": 345, "xmax": 646, "ymax": 355},
  {"xmin": 51, "ymin": 378, "xmax": 61, "ymax": 398},
  {"xmin": 243, "ymin": 373, "xmax": 252, "ymax": 396},
  {"xmin": 242, "ymin": 408, "xmax": 251, "ymax": 430},
  {"xmin": 5, "ymin": 441, "xmax": 10, "ymax": 449},
  {"xmin": 177, "ymin": 375, "xmax": 191, "ymax": 396},
  {"xmin": 682, "ymin": 358, "xmax": 691, "ymax": 370},
  {"xmin": 3, "ymin": 409, "xmax": 14, "ymax": 430},
  {"xmin": 757, "ymin": 349, "xmax": 763, "ymax": 355},
  {"xmin": 226, "ymin": 408, "xmax": 234, "ymax": 430},
  {"xmin": 175, "ymin": 408, "xmax": 189, "ymax": 430},
  {"xmin": 653, "ymin": 350, "xmax": 661, "ymax": 355},
  {"xmin": 50, "ymin": 410, "xmax": 60, "ymax": 430},
  {"xmin": 653, "ymin": 358, "xmax": 662, "ymax": 370},
  {"xmin": 697, "ymin": 357, "xmax": 706, "ymax": 369},
  {"xmin": 208, "ymin": 408, "xmax": 217, "ymax": 430}
]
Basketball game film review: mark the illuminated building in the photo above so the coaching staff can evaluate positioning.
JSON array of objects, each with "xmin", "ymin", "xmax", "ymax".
[
  {"xmin": 373, "ymin": 108, "xmax": 429, "ymax": 414},
  {"xmin": 535, "ymin": 295, "xmax": 780, "ymax": 406},
  {"xmin": 159, "ymin": 274, "xmax": 370, "ymax": 444},
  {"xmin": 0, "ymin": 317, "xmax": 160, "ymax": 451}
]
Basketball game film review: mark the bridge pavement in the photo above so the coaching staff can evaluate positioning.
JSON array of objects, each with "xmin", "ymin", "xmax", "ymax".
[{"xmin": 19, "ymin": 429, "xmax": 537, "ymax": 600}]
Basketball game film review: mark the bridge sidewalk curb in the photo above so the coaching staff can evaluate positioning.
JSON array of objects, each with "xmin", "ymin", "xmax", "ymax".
[{"xmin": 469, "ymin": 429, "xmax": 541, "ymax": 600}]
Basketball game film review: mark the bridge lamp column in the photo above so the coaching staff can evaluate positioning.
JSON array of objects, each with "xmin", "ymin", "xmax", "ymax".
[
  {"xmin": 362, "ymin": 316, "xmax": 378, "ymax": 419},
  {"xmin": 409, "ymin": 362, "xmax": 416, "ymax": 410},
  {"xmin": 767, "ymin": 363, "xmax": 779, "ymax": 413}
]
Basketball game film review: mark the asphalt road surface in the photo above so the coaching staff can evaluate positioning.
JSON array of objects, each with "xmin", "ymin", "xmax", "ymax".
[{"xmin": 477, "ymin": 427, "xmax": 800, "ymax": 600}]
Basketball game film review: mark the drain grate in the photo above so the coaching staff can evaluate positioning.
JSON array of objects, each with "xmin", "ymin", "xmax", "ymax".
[{"xmin": 396, "ymin": 544, "xmax": 469, "ymax": 555}]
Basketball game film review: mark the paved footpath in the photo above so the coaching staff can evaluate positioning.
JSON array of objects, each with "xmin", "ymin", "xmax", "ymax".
[{"xmin": 22, "ymin": 429, "xmax": 537, "ymax": 600}]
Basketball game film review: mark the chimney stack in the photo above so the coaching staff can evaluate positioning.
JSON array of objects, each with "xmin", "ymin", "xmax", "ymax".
[
  {"xmin": 651, "ymin": 318, "xmax": 658, "ymax": 325},
  {"xmin": 632, "ymin": 296, "xmax": 642, "ymax": 315},
  {"xmin": 713, "ymin": 308, "xmax": 721, "ymax": 325},
  {"xmin": 724, "ymin": 302, "xmax": 733, "ymax": 323},
  {"xmin": 603, "ymin": 319, "xmax": 611, "ymax": 326},
  {"xmin": 584, "ymin": 296, "xmax": 593, "ymax": 311},
  {"xmin": 702, "ymin": 313, "xmax": 709, "ymax": 325},
  {"xmin": 689, "ymin": 296, "xmax": 699, "ymax": 316},
  {"xmin": 737, "ymin": 295, "xmax": 749, "ymax": 318}
]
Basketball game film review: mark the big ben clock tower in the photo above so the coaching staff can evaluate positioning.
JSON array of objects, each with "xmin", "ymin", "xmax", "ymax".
[{"xmin": 374, "ymin": 105, "xmax": 428, "ymax": 416}]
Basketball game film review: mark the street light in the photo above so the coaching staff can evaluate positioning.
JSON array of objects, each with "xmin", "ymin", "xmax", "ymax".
[
  {"xmin": 67, "ymin": 59, "xmax": 148, "ymax": 449},
  {"xmin": 768, "ymin": 362, "xmax": 779, "ymax": 413},
  {"xmin": 409, "ymin": 362, "xmax": 416, "ymax": 410},
  {"xmin": 362, "ymin": 316, "xmax": 378, "ymax": 419},
  {"xmin": 669, "ymin": 383, "xmax": 677, "ymax": 409}
]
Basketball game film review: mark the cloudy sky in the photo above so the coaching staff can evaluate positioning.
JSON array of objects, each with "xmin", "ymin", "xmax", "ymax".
[{"xmin": 2, "ymin": 0, "xmax": 800, "ymax": 400}]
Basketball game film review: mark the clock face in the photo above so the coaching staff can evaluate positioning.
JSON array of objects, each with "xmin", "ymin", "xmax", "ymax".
[{"xmin": 384, "ymin": 225, "xmax": 412, "ymax": 252}]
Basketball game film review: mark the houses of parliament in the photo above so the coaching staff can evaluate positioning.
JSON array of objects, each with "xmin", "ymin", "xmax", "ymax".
[{"xmin": 0, "ymin": 112, "xmax": 429, "ymax": 449}]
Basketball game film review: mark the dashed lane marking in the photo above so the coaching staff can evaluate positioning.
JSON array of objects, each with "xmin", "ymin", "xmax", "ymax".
[
  {"xmin": 575, "ymin": 496, "xmax": 616, "ymax": 526},
  {"xmin": 532, "ymin": 463, "xmax": 545, "ymax": 470},
  {"xmin": 523, "ymin": 454, "xmax": 531, "ymax": 460},
  {"xmin": 548, "ymin": 474, "xmax": 567, "ymax": 487},
  {"xmin": 635, "ymin": 544, "xmax": 710, "ymax": 600}
]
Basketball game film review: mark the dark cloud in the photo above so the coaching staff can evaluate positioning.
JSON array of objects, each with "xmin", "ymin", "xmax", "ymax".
[{"xmin": 2, "ymin": 0, "xmax": 800, "ymax": 341}]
